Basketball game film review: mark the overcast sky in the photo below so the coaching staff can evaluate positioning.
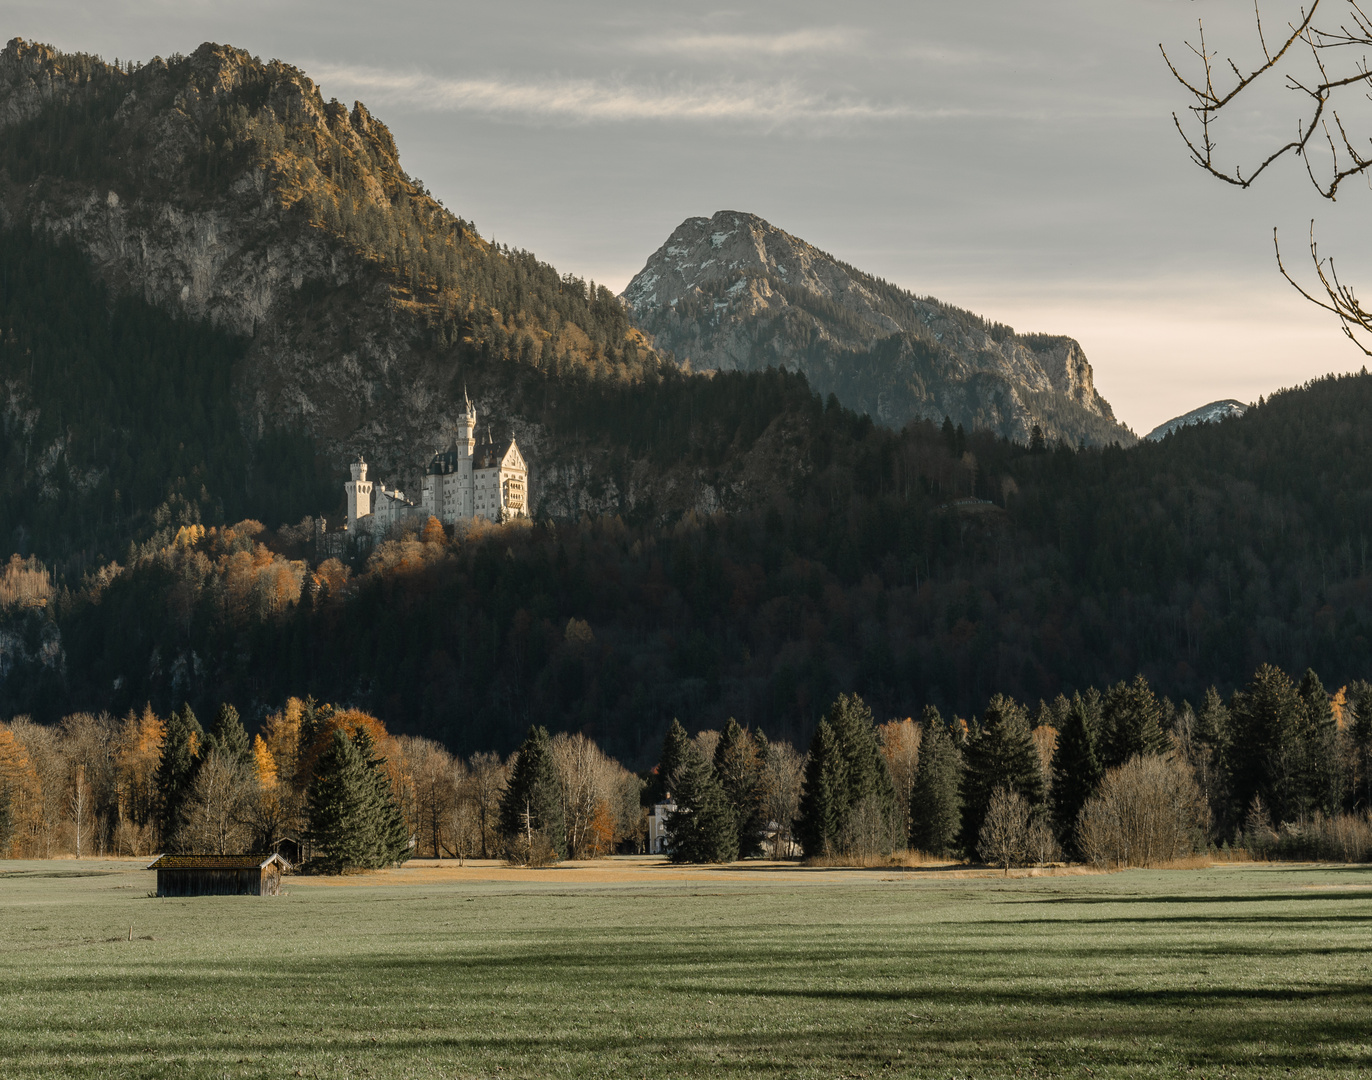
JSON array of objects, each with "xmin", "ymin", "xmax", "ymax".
[{"xmin": 7, "ymin": 0, "xmax": 1372, "ymax": 434}]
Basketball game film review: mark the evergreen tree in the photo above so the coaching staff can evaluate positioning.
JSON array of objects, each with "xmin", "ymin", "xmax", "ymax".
[
  {"xmin": 794, "ymin": 693, "xmax": 898, "ymax": 857},
  {"xmin": 204, "ymin": 703, "xmax": 251, "ymax": 764},
  {"xmin": 1228, "ymin": 664, "xmax": 1305, "ymax": 825},
  {"xmin": 1349, "ymin": 680, "xmax": 1372, "ymax": 812},
  {"xmin": 498, "ymin": 725, "xmax": 566, "ymax": 858},
  {"xmin": 1297, "ymin": 668, "xmax": 1338, "ymax": 815},
  {"xmin": 304, "ymin": 727, "xmax": 409, "ymax": 873},
  {"xmin": 154, "ymin": 703, "xmax": 202, "ymax": 851},
  {"xmin": 1049, "ymin": 693, "xmax": 1102, "ymax": 857},
  {"xmin": 665, "ymin": 742, "xmax": 738, "ymax": 863},
  {"xmin": 353, "ymin": 728, "xmax": 410, "ymax": 867},
  {"xmin": 908, "ymin": 713, "xmax": 963, "ymax": 856},
  {"xmin": 1100, "ymin": 675, "xmax": 1168, "ymax": 769},
  {"xmin": 1193, "ymin": 685, "xmax": 1233, "ymax": 831},
  {"xmin": 652, "ymin": 718, "xmax": 693, "ymax": 804},
  {"xmin": 959, "ymin": 694, "xmax": 1045, "ymax": 853},
  {"xmin": 794, "ymin": 719, "xmax": 845, "ymax": 857},
  {"xmin": 941, "ymin": 415, "xmax": 957, "ymax": 453},
  {"xmin": 713, "ymin": 718, "xmax": 767, "ymax": 858},
  {"xmin": 305, "ymin": 729, "xmax": 372, "ymax": 873}
]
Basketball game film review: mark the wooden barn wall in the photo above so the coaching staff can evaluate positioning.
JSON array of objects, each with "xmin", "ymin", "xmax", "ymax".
[{"xmin": 156, "ymin": 868, "xmax": 269, "ymax": 897}]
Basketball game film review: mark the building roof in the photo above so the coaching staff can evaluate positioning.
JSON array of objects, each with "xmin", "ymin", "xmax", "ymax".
[{"xmin": 147, "ymin": 853, "xmax": 287, "ymax": 871}]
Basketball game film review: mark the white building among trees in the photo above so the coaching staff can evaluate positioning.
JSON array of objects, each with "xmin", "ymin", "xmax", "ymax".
[{"xmin": 344, "ymin": 393, "xmax": 529, "ymax": 535}]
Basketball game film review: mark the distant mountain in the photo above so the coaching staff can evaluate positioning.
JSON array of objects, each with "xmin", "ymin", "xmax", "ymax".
[
  {"xmin": 622, "ymin": 211, "xmax": 1135, "ymax": 448},
  {"xmin": 1144, "ymin": 400, "xmax": 1248, "ymax": 442},
  {"xmin": 0, "ymin": 39, "xmax": 852, "ymax": 562}
]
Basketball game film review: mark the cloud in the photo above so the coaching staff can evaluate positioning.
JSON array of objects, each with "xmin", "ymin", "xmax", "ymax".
[
  {"xmin": 307, "ymin": 63, "xmax": 928, "ymax": 125},
  {"xmin": 625, "ymin": 27, "xmax": 866, "ymax": 58}
]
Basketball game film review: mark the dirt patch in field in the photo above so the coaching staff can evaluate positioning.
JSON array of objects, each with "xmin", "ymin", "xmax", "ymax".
[{"xmin": 288, "ymin": 856, "xmax": 1103, "ymax": 888}]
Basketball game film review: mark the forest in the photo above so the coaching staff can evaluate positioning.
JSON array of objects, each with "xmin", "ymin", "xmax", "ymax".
[{"xmin": 4, "ymin": 361, "xmax": 1372, "ymax": 769}]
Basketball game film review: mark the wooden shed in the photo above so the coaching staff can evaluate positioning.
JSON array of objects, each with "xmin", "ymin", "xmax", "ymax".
[{"xmin": 148, "ymin": 853, "xmax": 288, "ymax": 897}]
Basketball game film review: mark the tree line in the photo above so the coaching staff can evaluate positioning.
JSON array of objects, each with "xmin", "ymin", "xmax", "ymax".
[
  {"xmin": 638, "ymin": 663, "xmax": 1372, "ymax": 868},
  {"xmin": 4, "ymin": 655, "xmax": 1372, "ymax": 869}
]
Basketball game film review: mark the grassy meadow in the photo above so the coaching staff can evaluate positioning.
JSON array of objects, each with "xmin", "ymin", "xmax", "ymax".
[{"xmin": 1, "ymin": 858, "xmax": 1370, "ymax": 1078}]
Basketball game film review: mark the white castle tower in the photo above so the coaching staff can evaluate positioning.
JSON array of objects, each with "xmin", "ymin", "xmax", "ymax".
[
  {"xmin": 456, "ymin": 388, "xmax": 476, "ymax": 463},
  {"xmin": 345, "ymin": 456, "xmax": 373, "ymax": 530},
  {"xmin": 344, "ymin": 387, "xmax": 529, "ymax": 540}
]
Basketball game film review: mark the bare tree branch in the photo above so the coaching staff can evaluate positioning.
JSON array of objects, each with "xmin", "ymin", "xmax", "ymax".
[{"xmin": 1167, "ymin": 3, "xmax": 1372, "ymax": 347}]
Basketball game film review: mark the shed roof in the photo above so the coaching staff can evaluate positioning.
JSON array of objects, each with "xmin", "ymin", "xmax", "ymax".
[{"xmin": 147, "ymin": 853, "xmax": 286, "ymax": 871}]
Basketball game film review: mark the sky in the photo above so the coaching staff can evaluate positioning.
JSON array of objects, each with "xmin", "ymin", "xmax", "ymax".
[{"xmin": 5, "ymin": 0, "xmax": 1372, "ymax": 435}]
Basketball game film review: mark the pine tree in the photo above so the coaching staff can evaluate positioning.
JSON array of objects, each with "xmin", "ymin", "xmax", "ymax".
[
  {"xmin": 304, "ymin": 728, "xmax": 409, "ymax": 873},
  {"xmin": 908, "ymin": 712, "xmax": 963, "ymax": 856},
  {"xmin": 665, "ymin": 742, "xmax": 738, "ymax": 863},
  {"xmin": 959, "ymin": 694, "xmax": 1045, "ymax": 853},
  {"xmin": 1228, "ymin": 664, "xmax": 1305, "ymax": 825},
  {"xmin": 1193, "ymin": 685, "xmax": 1233, "ymax": 832},
  {"xmin": 1350, "ymin": 680, "xmax": 1372, "ymax": 811},
  {"xmin": 713, "ymin": 718, "xmax": 766, "ymax": 858},
  {"xmin": 353, "ymin": 728, "xmax": 410, "ymax": 867},
  {"xmin": 794, "ymin": 694, "xmax": 898, "ymax": 858},
  {"xmin": 498, "ymin": 725, "xmax": 566, "ymax": 859},
  {"xmin": 653, "ymin": 718, "xmax": 693, "ymax": 804},
  {"xmin": 154, "ymin": 703, "xmax": 202, "ymax": 851},
  {"xmin": 305, "ymin": 729, "xmax": 373, "ymax": 873},
  {"xmin": 204, "ymin": 703, "xmax": 251, "ymax": 764},
  {"xmin": 1049, "ymin": 694, "xmax": 1102, "ymax": 857},
  {"xmin": 1297, "ymin": 668, "xmax": 1338, "ymax": 815},
  {"xmin": 794, "ymin": 719, "xmax": 845, "ymax": 857},
  {"xmin": 1100, "ymin": 675, "xmax": 1168, "ymax": 769}
]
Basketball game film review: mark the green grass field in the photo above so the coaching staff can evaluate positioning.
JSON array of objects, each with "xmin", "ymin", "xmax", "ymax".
[{"xmin": 2, "ymin": 859, "xmax": 1370, "ymax": 1078}]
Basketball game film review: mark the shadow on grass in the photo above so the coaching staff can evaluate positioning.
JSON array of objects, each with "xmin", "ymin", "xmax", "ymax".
[
  {"xmin": 5, "ymin": 961, "xmax": 1372, "ymax": 1075},
  {"xmin": 1023, "ymin": 890, "xmax": 1372, "ymax": 907}
]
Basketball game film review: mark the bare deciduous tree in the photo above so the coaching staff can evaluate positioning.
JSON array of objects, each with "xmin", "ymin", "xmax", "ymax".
[
  {"xmin": 978, "ymin": 786, "xmax": 1030, "ymax": 874},
  {"xmin": 550, "ymin": 733, "xmax": 638, "ymax": 858},
  {"xmin": 468, "ymin": 752, "xmax": 508, "ymax": 859},
  {"xmin": 1165, "ymin": 1, "xmax": 1372, "ymax": 350},
  {"xmin": 1077, "ymin": 754, "xmax": 1209, "ymax": 868},
  {"xmin": 180, "ymin": 749, "xmax": 257, "ymax": 855},
  {"xmin": 760, "ymin": 741, "xmax": 805, "ymax": 858},
  {"xmin": 878, "ymin": 718, "xmax": 921, "ymax": 839}
]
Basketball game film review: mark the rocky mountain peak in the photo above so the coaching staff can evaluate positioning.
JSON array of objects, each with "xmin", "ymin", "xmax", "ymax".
[
  {"xmin": 624, "ymin": 210, "xmax": 1132, "ymax": 447},
  {"xmin": 1144, "ymin": 399, "xmax": 1248, "ymax": 442}
]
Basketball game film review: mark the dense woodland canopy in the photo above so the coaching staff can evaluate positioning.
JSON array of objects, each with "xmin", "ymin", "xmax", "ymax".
[{"xmin": 3, "ymin": 356, "xmax": 1372, "ymax": 770}]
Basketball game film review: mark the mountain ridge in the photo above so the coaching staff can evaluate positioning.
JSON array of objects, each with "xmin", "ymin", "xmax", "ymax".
[
  {"xmin": 1144, "ymin": 399, "xmax": 1248, "ymax": 442},
  {"xmin": 623, "ymin": 210, "xmax": 1134, "ymax": 447},
  {"xmin": 0, "ymin": 38, "xmax": 855, "ymax": 561}
]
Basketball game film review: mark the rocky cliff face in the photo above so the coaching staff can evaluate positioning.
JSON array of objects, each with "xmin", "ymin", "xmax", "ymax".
[
  {"xmin": 0, "ymin": 39, "xmax": 817, "ymax": 529},
  {"xmin": 624, "ymin": 211, "xmax": 1134, "ymax": 446}
]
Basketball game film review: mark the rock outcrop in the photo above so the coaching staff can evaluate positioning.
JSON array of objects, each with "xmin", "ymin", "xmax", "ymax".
[{"xmin": 624, "ymin": 211, "xmax": 1134, "ymax": 446}]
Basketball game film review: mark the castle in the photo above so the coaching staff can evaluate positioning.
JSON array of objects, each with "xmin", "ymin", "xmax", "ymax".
[{"xmin": 343, "ymin": 394, "xmax": 529, "ymax": 535}]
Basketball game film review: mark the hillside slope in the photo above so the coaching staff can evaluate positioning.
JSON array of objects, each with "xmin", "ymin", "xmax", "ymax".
[
  {"xmin": 623, "ymin": 211, "xmax": 1134, "ymax": 447},
  {"xmin": 8, "ymin": 371, "xmax": 1371, "ymax": 760},
  {"xmin": 0, "ymin": 40, "xmax": 847, "ymax": 561}
]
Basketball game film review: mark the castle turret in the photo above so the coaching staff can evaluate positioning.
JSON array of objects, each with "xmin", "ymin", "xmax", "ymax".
[
  {"xmin": 456, "ymin": 387, "xmax": 477, "ymax": 462},
  {"xmin": 345, "ymin": 454, "xmax": 373, "ymax": 530}
]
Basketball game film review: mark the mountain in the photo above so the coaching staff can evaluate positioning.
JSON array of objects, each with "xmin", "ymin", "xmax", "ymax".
[
  {"xmin": 1144, "ymin": 400, "xmax": 1248, "ymax": 442},
  {"xmin": 622, "ymin": 211, "xmax": 1134, "ymax": 448},
  {"xmin": 0, "ymin": 39, "xmax": 844, "ymax": 564}
]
